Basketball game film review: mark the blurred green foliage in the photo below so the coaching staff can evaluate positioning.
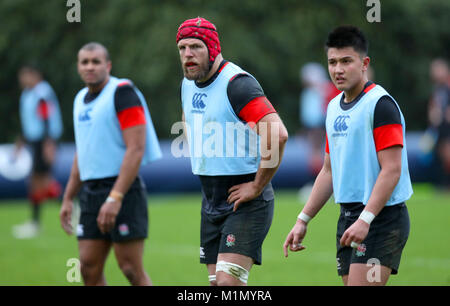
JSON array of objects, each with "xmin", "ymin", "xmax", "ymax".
[{"xmin": 1, "ymin": 0, "xmax": 449, "ymax": 142}]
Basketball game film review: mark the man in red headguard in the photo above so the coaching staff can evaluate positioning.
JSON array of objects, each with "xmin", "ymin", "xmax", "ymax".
[{"xmin": 176, "ymin": 17, "xmax": 289, "ymax": 286}]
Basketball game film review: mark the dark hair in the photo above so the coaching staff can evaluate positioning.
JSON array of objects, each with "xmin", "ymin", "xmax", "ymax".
[
  {"xmin": 18, "ymin": 64, "xmax": 42, "ymax": 77},
  {"xmin": 79, "ymin": 42, "xmax": 110, "ymax": 61},
  {"xmin": 325, "ymin": 25, "xmax": 368, "ymax": 55}
]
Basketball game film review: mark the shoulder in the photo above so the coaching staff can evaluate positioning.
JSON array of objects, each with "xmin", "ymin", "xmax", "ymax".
[
  {"xmin": 227, "ymin": 73, "xmax": 265, "ymax": 112},
  {"xmin": 33, "ymin": 81, "xmax": 53, "ymax": 99},
  {"xmin": 75, "ymin": 87, "xmax": 89, "ymax": 101},
  {"xmin": 373, "ymin": 95, "xmax": 401, "ymax": 128},
  {"xmin": 327, "ymin": 93, "xmax": 342, "ymax": 108},
  {"xmin": 114, "ymin": 82, "xmax": 142, "ymax": 112},
  {"xmin": 228, "ymin": 73, "xmax": 263, "ymax": 90}
]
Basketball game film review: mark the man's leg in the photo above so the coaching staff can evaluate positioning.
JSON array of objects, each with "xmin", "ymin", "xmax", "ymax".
[
  {"xmin": 214, "ymin": 199, "xmax": 272, "ymax": 286},
  {"xmin": 215, "ymin": 253, "xmax": 253, "ymax": 286},
  {"xmin": 78, "ymin": 239, "xmax": 111, "ymax": 286},
  {"xmin": 206, "ymin": 264, "xmax": 217, "ymax": 286},
  {"xmin": 12, "ymin": 172, "xmax": 49, "ymax": 239},
  {"xmin": 347, "ymin": 263, "xmax": 392, "ymax": 286},
  {"xmin": 113, "ymin": 239, "xmax": 152, "ymax": 286},
  {"xmin": 29, "ymin": 173, "xmax": 50, "ymax": 222},
  {"xmin": 344, "ymin": 204, "xmax": 409, "ymax": 286},
  {"xmin": 341, "ymin": 275, "xmax": 348, "ymax": 286},
  {"xmin": 28, "ymin": 138, "xmax": 55, "ymax": 219}
]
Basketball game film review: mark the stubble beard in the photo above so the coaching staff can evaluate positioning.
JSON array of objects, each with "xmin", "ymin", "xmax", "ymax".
[{"xmin": 183, "ymin": 59, "xmax": 210, "ymax": 81}]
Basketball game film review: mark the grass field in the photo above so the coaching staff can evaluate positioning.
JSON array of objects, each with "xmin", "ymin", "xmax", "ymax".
[{"xmin": 0, "ymin": 184, "xmax": 449, "ymax": 286}]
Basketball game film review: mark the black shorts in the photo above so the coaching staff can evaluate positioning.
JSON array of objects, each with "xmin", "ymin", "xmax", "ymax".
[
  {"xmin": 77, "ymin": 176, "xmax": 148, "ymax": 243},
  {"xmin": 30, "ymin": 141, "xmax": 51, "ymax": 174},
  {"xmin": 200, "ymin": 198, "xmax": 274, "ymax": 266},
  {"xmin": 336, "ymin": 202, "xmax": 410, "ymax": 276}
]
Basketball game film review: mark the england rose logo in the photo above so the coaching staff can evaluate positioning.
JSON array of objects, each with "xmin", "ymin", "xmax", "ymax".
[
  {"xmin": 226, "ymin": 234, "xmax": 235, "ymax": 247},
  {"xmin": 356, "ymin": 243, "xmax": 366, "ymax": 257}
]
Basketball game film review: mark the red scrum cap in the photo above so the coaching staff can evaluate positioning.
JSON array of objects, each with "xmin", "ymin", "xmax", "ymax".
[{"xmin": 176, "ymin": 17, "xmax": 221, "ymax": 63}]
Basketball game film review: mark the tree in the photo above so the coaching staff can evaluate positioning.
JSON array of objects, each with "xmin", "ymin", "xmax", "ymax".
[{"xmin": 0, "ymin": 0, "xmax": 448, "ymax": 142}]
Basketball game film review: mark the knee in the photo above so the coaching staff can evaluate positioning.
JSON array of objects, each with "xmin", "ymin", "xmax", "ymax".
[
  {"xmin": 216, "ymin": 274, "xmax": 242, "ymax": 286},
  {"xmin": 118, "ymin": 260, "xmax": 139, "ymax": 282},
  {"xmin": 80, "ymin": 258, "xmax": 97, "ymax": 275},
  {"xmin": 80, "ymin": 260, "xmax": 103, "ymax": 285}
]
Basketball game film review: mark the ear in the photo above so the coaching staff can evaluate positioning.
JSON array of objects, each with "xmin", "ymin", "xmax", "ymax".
[
  {"xmin": 362, "ymin": 56, "xmax": 370, "ymax": 72},
  {"xmin": 106, "ymin": 61, "xmax": 112, "ymax": 73}
]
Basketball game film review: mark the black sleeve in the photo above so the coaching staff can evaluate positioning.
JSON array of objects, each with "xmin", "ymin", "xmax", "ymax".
[
  {"xmin": 226, "ymin": 74, "xmax": 265, "ymax": 115},
  {"xmin": 373, "ymin": 95, "xmax": 401, "ymax": 129},
  {"xmin": 114, "ymin": 85, "xmax": 142, "ymax": 113}
]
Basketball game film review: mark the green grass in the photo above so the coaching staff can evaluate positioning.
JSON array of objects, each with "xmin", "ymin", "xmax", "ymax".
[{"xmin": 0, "ymin": 184, "xmax": 449, "ymax": 286}]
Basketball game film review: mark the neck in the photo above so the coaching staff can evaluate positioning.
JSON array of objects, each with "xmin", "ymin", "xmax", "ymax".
[
  {"xmin": 27, "ymin": 78, "xmax": 42, "ymax": 89},
  {"xmin": 198, "ymin": 54, "xmax": 223, "ymax": 83},
  {"xmin": 87, "ymin": 75, "xmax": 110, "ymax": 94},
  {"xmin": 344, "ymin": 77, "xmax": 368, "ymax": 103}
]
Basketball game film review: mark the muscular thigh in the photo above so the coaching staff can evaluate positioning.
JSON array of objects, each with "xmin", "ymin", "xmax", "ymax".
[
  {"xmin": 218, "ymin": 199, "xmax": 274, "ymax": 265},
  {"xmin": 347, "ymin": 263, "xmax": 392, "ymax": 286},
  {"xmin": 217, "ymin": 253, "xmax": 253, "ymax": 272},
  {"xmin": 113, "ymin": 239, "xmax": 146, "ymax": 265},
  {"xmin": 78, "ymin": 239, "xmax": 111, "ymax": 266}
]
